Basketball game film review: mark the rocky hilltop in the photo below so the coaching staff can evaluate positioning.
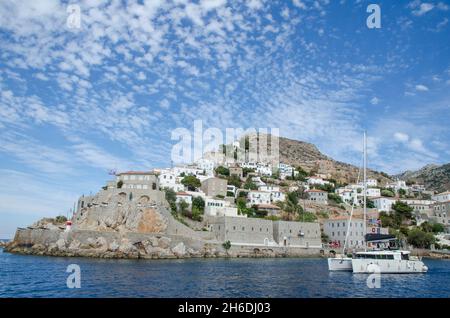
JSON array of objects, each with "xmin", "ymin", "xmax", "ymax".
[
  {"xmin": 241, "ymin": 133, "xmax": 392, "ymax": 185},
  {"xmin": 395, "ymin": 163, "xmax": 450, "ymax": 193}
]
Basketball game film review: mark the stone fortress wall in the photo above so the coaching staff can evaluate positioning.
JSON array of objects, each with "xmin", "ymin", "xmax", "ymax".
[{"xmin": 6, "ymin": 173, "xmax": 323, "ymax": 259}]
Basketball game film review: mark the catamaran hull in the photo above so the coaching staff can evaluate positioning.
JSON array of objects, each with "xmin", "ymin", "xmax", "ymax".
[
  {"xmin": 351, "ymin": 259, "xmax": 428, "ymax": 274},
  {"xmin": 328, "ymin": 257, "xmax": 353, "ymax": 271}
]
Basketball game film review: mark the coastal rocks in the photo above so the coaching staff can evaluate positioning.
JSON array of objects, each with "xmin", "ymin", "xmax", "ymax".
[
  {"xmin": 109, "ymin": 240, "xmax": 120, "ymax": 252},
  {"xmin": 172, "ymin": 242, "xmax": 186, "ymax": 257},
  {"xmin": 56, "ymin": 238, "xmax": 67, "ymax": 250}
]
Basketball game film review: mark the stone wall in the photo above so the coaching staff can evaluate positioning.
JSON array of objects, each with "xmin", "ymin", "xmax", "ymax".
[{"xmin": 273, "ymin": 221, "xmax": 322, "ymax": 247}]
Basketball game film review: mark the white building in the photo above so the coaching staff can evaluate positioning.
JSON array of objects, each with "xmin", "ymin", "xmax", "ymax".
[
  {"xmin": 227, "ymin": 185, "xmax": 237, "ymax": 197},
  {"xmin": 372, "ymin": 197, "xmax": 397, "ymax": 213},
  {"xmin": 307, "ymin": 176, "xmax": 332, "ymax": 186},
  {"xmin": 204, "ymin": 198, "xmax": 242, "ymax": 217},
  {"xmin": 358, "ymin": 178, "xmax": 378, "ymax": 188},
  {"xmin": 176, "ymin": 192, "xmax": 192, "ymax": 207},
  {"xmin": 336, "ymin": 188, "xmax": 357, "ymax": 205},
  {"xmin": 172, "ymin": 166, "xmax": 203, "ymax": 177},
  {"xmin": 365, "ymin": 188, "xmax": 381, "ymax": 198},
  {"xmin": 258, "ymin": 185, "xmax": 280, "ymax": 192},
  {"xmin": 158, "ymin": 170, "xmax": 185, "ymax": 192},
  {"xmin": 386, "ymin": 180, "xmax": 408, "ymax": 192},
  {"xmin": 432, "ymin": 191, "xmax": 450, "ymax": 203},
  {"xmin": 195, "ymin": 158, "xmax": 215, "ymax": 176},
  {"xmin": 251, "ymin": 176, "xmax": 266, "ymax": 187},
  {"xmin": 323, "ymin": 217, "xmax": 388, "ymax": 249},
  {"xmin": 248, "ymin": 191, "xmax": 272, "ymax": 206},
  {"xmin": 256, "ymin": 164, "xmax": 272, "ymax": 176},
  {"xmin": 278, "ymin": 163, "xmax": 295, "ymax": 179},
  {"xmin": 240, "ymin": 162, "xmax": 257, "ymax": 170}
]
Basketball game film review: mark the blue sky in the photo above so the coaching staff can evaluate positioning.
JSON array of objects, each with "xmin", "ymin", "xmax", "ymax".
[{"xmin": 0, "ymin": 0, "xmax": 449, "ymax": 238}]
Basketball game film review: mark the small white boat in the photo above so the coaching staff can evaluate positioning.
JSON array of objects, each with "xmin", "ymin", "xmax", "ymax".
[
  {"xmin": 351, "ymin": 250, "xmax": 428, "ymax": 274},
  {"xmin": 328, "ymin": 255, "xmax": 353, "ymax": 271}
]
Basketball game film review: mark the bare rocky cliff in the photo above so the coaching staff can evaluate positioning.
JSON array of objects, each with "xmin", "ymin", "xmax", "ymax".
[{"xmin": 395, "ymin": 163, "xmax": 450, "ymax": 193}]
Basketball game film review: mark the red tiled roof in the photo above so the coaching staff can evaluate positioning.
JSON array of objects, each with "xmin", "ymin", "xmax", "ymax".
[
  {"xmin": 306, "ymin": 189, "xmax": 327, "ymax": 193},
  {"xmin": 176, "ymin": 192, "xmax": 191, "ymax": 196}
]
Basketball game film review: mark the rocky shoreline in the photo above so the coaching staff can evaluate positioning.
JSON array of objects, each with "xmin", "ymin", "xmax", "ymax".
[{"xmin": 3, "ymin": 227, "xmax": 324, "ymax": 260}]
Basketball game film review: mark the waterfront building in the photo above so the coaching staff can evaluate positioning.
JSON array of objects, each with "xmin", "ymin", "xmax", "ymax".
[{"xmin": 206, "ymin": 216, "xmax": 322, "ymax": 248}]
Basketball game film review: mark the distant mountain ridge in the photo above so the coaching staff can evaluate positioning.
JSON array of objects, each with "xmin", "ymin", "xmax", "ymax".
[{"xmin": 394, "ymin": 163, "xmax": 450, "ymax": 193}]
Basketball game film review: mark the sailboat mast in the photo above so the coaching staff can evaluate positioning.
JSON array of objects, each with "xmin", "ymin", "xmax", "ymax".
[{"xmin": 363, "ymin": 131, "xmax": 367, "ymax": 251}]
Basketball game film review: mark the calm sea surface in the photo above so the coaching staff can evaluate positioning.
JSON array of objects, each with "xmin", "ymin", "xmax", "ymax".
[{"xmin": 1, "ymin": 247, "xmax": 450, "ymax": 298}]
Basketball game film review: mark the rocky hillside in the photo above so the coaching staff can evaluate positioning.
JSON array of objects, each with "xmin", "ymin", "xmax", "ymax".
[
  {"xmin": 242, "ymin": 133, "xmax": 392, "ymax": 185},
  {"xmin": 395, "ymin": 163, "xmax": 450, "ymax": 193}
]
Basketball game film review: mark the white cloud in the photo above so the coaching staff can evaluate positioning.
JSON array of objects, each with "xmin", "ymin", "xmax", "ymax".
[
  {"xmin": 410, "ymin": 2, "xmax": 435, "ymax": 16},
  {"xmin": 292, "ymin": 0, "xmax": 307, "ymax": 10},
  {"xmin": 370, "ymin": 97, "xmax": 380, "ymax": 105},
  {"xmin": 415, "ymin": 84, "xmax": 429, "ymax": 91},
  {"xmin": 394, "ymin": 132, "xmax": 409, "ymax": 142}
]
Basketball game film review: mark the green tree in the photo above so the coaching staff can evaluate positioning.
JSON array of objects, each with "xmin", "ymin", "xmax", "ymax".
[
  {"xmin": 243, "ymin": 177, "xmax": 258, "ymax": 190},
  {"xmin": 117, "ymin": 180, "xmax": 123, "ymax": 188},
  {"xmin": 328, "ymin": 193, "xmax": 343, "ymax": 204},
  {"xmin": 181, "ymin": 175, "xmax": 201, "ymax": 191},
  {"xmin": 55, "ymin": 215, "xmax": 67, "ymax": 223},
  {"xmin": 398, "ymin": 188, "xmax": 407, "ymax": 197},
  {"xmin": 191, "ymin": 206, "xmax": 203, "ymax": 222},
  {"xmin": 215, "ymin": 166, "xmax": 230, "ymax": 176},
  {"xmin": 407, "ymin": 228, "xmax": 436, "ymax": 249},
  {"xmin": 432, "ymin": 223, "xmax": 445, "ymax": 233},
  {"xmin": 366, "ymin": 198, "xmax": 375, "ymax": 209},
  {"xmin": 381, "ymin": 189, "xmax": 395, "ymax": 197},
  {"xmin": 242, "ymin": 168, "xmax": 255, "ymax": 177},
  {"xmin": 192, "ymin": 196, "xmax": 205, "ymax": 212},
  {"xmin": 392, "ymin": 201, "xmax": 413, "ymax": 219},
  {"xmin": 297, "ymin": 211, "xmax": 317, "ymax": 222},
  {"xmin": 178, "ymin": 200, "xmax": 189, "ymax": 216},
  {"xmin": 227, "ymin": 174, "xmax": 242, "ymax": 188}
]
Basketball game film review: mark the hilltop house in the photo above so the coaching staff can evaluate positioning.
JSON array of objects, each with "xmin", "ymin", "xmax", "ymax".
[{"xmin": 116, "ymin": 171, "xmax": 159, "ymax": 190}]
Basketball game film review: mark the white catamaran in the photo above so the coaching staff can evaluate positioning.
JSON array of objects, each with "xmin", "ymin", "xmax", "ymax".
[{"xmin": 328, "ymin": 132, "xmax": 428, "ymax": 274}]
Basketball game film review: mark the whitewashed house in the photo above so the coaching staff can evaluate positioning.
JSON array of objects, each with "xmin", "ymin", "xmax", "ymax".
[
  {"xmin": 248, "ymin": 191, "xmax": 272, "ymax": 206},
  {"xmin": 158, "ymin": 170, "xmax": 185, "ymax": 192},
  {"xmin": 173, "ymin": 166, "xmax": 204, "ymax": 177},
  {"xmin": 256, "ymin": 164, "xmax": 272, "ymax": 176},
  {"xmin": 176, "ymin": 192, "xmax": 192, "ymax": 207},
  {"xmin": 386, "ymin": 180, "xmax": 409, "ymax": 193},
  {"xmin": 372, "ymin": 197, "xmax": 397, "ymax": 213},
  {"xmin": 195, "ymin": 158, "xmax": 215, "ymax": 176},
  {"xmin": 307, "ymin": 176, "xmax": 332, "ymax": 186},
  {"xmin": 204, "ymin": 198, "xmax": 242, "ymax": 217}
]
